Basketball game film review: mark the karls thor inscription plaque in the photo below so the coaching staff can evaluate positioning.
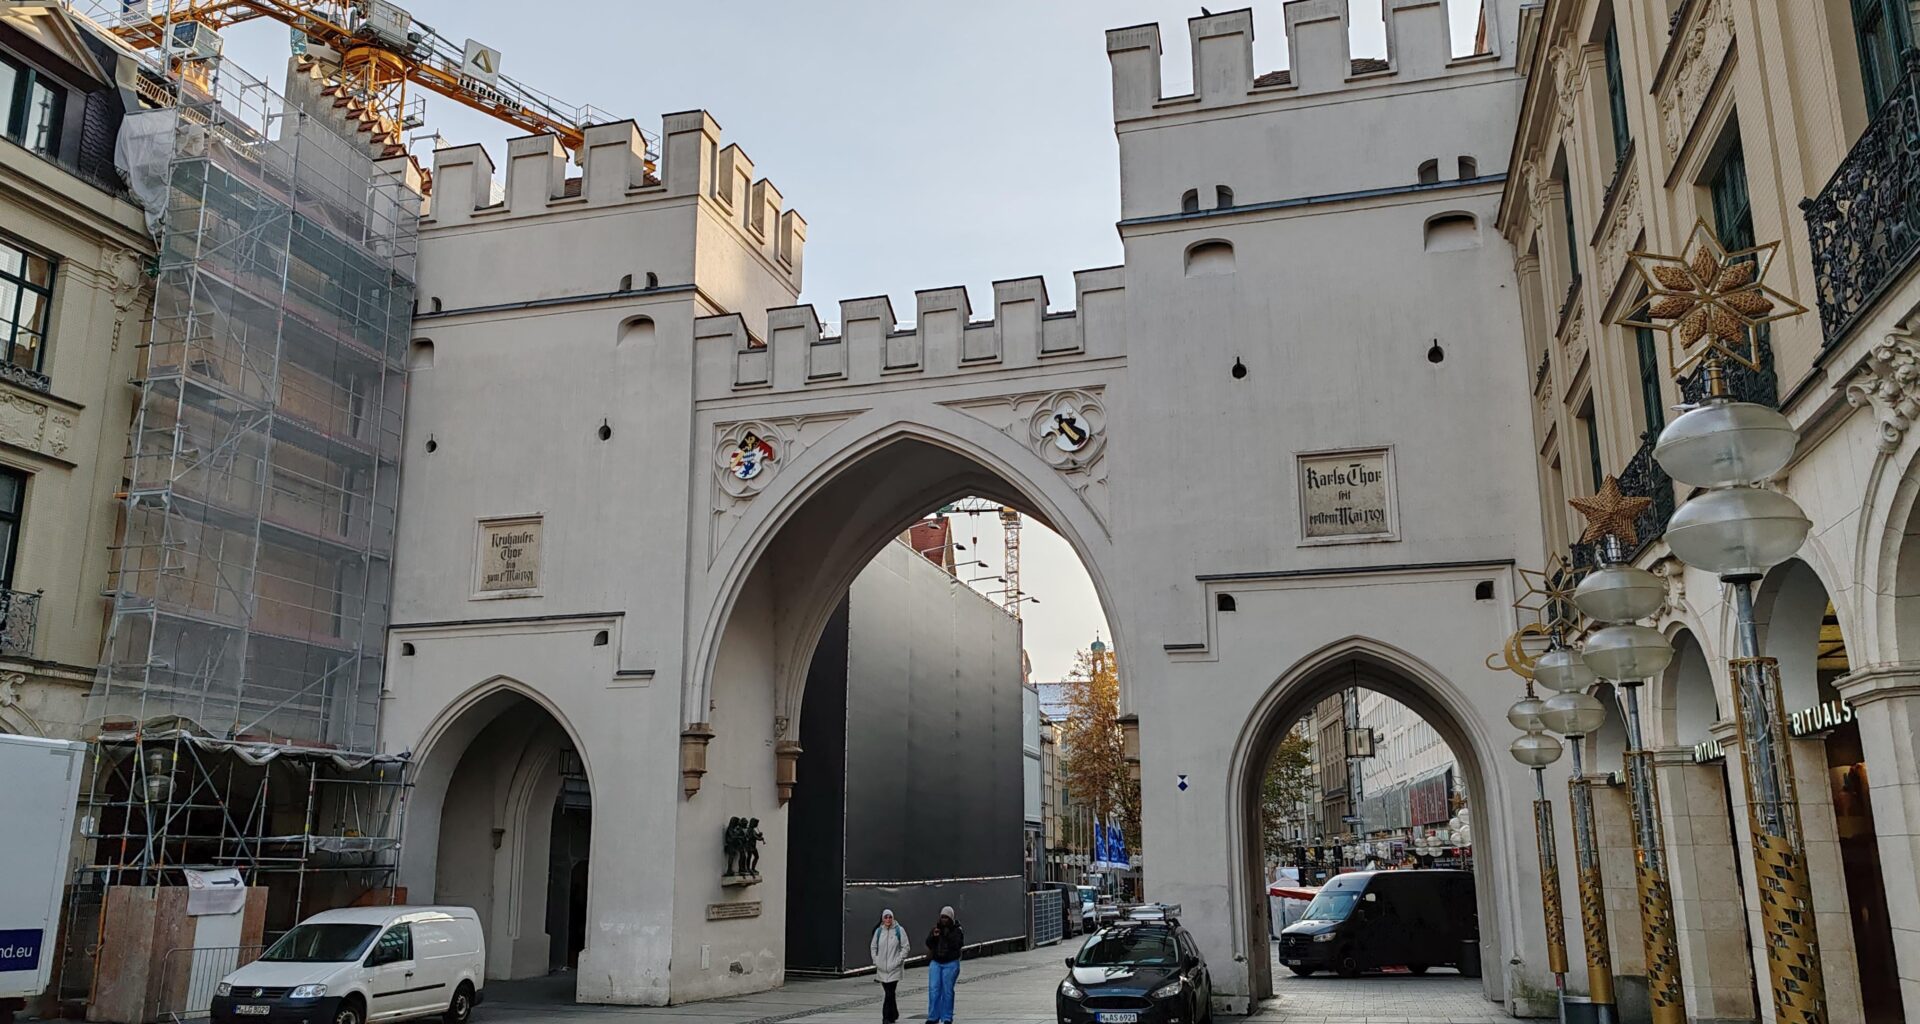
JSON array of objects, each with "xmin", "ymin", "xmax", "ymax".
[
  {"xmin": 1298, "ymin": 450, "xmax": 1395, "ymax": 542},
  {"xmin": 476, "ymin": 516, "xmax": 542, "ymax": 594}
]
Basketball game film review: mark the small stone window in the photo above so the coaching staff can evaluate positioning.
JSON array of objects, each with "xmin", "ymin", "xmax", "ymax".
[
  {"xmin": 1215, "ymin": 185, "xmax": 1235, "ymax": 210},
  {"xmin": 408, "ymin": 339, "xmax": 434, "ymax": 369},
  {"xmin": 1181, "ymin": 189, "xmax": 1200, "ymax": 214},
  {"xmin": 1217, "ymin": 593, "xmax": 1237, "ymax": 612},
  {"xmin": 1184, "ymin": 239, "xmax": 1236, "ymax": 277},
  {"xmin": 1458, "ymin": 156, "xmax": 1479, "ymax": 179},
  {"xmin": 619, "ymin": 316, "xmax": 656, "ymax": 346},
  {"xmin": 1418, "ymin": 159, "xmax": 1440, "ymax": 184},
  {"xmin": 1424, "ymin": 212, "xmax": 1480, "ymax": 252}
]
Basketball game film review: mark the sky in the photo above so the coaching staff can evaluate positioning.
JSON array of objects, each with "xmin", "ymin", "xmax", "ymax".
[{"xmin": 177, "ymin": 1, "xmax": 1480, "ymax": 683}]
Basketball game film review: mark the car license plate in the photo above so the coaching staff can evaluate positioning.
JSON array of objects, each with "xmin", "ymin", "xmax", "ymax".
[
  {"xmin": 236, "ymin": 1006, "xmax": 271, "ymax": 1016},
  {"xmin": 1096, "ymin": 1014, "xmax": 1140, "ymax": 1023},
  {"xmin": 1283, "ymin": 959, "xmax": 1303, "ymax": 966}
]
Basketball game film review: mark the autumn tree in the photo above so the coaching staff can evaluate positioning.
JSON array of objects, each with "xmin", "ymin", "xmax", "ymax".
[
  {"xmin": 1260, "ymin": 729, "xmax": 1316, "ymax": 855},
  {"xmin": 1058, "ymin": 641, "xmax": 1141, "ymax": 849}
]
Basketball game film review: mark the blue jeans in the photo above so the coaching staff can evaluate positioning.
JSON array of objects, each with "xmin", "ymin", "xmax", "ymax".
[{"xmin": 926, "ymin": 959, "xmax": 959, "ymax": 1022}]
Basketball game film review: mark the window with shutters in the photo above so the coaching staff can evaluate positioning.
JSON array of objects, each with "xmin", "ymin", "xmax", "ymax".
[
  {"xmin": 1851, "ymin": 0, "xmax": 1913, "ymax": 113},
  {"xmin": 1635, "ymin": 326, "xmax": 1665, "ymax": 437},
  {"xmin": 1603, "ymin": 21, "xmax": 1631, "ymax": 166}
]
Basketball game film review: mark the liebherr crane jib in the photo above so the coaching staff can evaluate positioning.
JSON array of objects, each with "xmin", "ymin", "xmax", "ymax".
[{"xmin": 106, "ymin": 0, "xmax": 648, "ymax": 167}]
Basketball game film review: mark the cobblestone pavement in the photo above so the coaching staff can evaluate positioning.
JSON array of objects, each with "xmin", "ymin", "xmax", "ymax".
[{"xmin": 467, "ymin": 943, "xmax": 1518, "ymax": 1024}]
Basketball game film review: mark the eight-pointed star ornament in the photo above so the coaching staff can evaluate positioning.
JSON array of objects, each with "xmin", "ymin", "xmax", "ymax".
[
  {"xmin": 1615, "ymin": 219, "xmax": 1806, "ymax": 376},
  {"xmin": 1516, "ymin": 555, "xmax": 1587, "ymax": 636},
  {"xmin": 1570, "ymin": 476, "xmax": 1654, "ymax": 549}
]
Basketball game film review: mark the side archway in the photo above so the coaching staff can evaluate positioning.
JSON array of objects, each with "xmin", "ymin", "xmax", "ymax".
[
  {"xmin": 1225, "ymin": 637, "xmax": 1514, "ymax": 1003},
  {"xmin": 400, "ymin": 678, "xmax": 597, "ymax": 982}
]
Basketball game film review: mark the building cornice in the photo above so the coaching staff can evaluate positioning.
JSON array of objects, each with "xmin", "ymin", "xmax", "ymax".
[{"xmin": 1118, "ymin": 174, "xmax": 1506, "ymax": 231}]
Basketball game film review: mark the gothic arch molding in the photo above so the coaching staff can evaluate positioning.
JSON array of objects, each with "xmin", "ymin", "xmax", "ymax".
[
  {"xmin": 687, "ymin": 405, "xmax": 1122, "ymax": 736},
  {"xmin": 1223, "ymin": 635, "xmax": 1515, "ymax": 1003}
]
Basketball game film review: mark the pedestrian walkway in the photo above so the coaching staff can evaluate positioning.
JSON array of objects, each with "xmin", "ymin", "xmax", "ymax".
[
  {"xmin": 1250, "ymin": 945, "xmax": 1510, "ymax": 1024},
  {"xmin": 479, "ymin": 945, "xmax": 1066, "ymax": 1024},
  {"xmin": 472, "ymin": 943, "xmax": 1520, "ymax": 1024}
]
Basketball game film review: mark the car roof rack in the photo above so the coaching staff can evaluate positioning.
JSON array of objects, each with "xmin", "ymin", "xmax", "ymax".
[{"xmin": 1120, "ymin": 902, "xmax": 1181, "ymax": 922}]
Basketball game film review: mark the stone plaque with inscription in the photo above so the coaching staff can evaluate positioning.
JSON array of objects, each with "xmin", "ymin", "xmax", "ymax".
[
  {"xmin": 707, "ymin": 901, "xmax": 761, "ymax": 920},
  {"xmin": 1299, "ymin": 450, "xmax": 1394, "ymax": 541},
  {"xmin": 477, "ymin": 517, "xmax": 542, "ymax": 593}
]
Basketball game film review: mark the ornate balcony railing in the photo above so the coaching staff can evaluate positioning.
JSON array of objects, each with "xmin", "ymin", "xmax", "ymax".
[
  {"xmin": 1618, "ymin": 431, "xmax": 1676, "ymax": 561},
  {"xmin": 1680, "ymin": 331, "xmax": 1778, "ymax": 407},
  {"xmin": 1570, "ymin": 431, "xmax": 1676, "ymax": 574},
  {"xmin": 1803, "ymin": 50, "xmax": 1920, "ymax": 348},
  {"xmin": 0, "ymin": 589, "xmax": 40, "ymax": 658},
  {"xmin": 0, "ymin": 360, "xmax": 51, "ymax": 395}
]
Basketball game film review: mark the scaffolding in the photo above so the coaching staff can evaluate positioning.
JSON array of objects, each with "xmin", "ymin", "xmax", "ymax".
[
  {"xmin": 62, "ymin": 48, "xmax": 420, "ymax": 1004},
  {"xmin": 91, "ymin": 54, "xmax": 416, "ymax": 758}
]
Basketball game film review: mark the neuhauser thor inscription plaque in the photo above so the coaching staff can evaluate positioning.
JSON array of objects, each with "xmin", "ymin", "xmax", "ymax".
[
  {"xmin": 1298, "ymin": 450, "xmax": 1394, "ymax": 542},
  {"xmin": 477, "ymin": 517, "xmax": 542, "ymax": 594}
]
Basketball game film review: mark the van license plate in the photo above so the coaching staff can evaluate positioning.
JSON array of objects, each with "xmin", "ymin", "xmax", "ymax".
[
  {"xmin": 1096, "ymin": 1014, "xmax": 1139, "ymax": 1023},
  {"xmin": 236, "ymin": 1006, "xmax": 271, "ymax": 1016}
]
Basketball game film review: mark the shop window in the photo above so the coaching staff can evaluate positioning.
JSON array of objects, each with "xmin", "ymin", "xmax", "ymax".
[
  {"xmin": 0, "ymin": 54, "xmax": 65, "ymax": 157},
  {"xmin": 1851, "ymin": 0, "xmax": 1914, "ymax": 112},
  {"xmin": 0, "ymin": 237, "xmax": 55, "ymax": 381}
]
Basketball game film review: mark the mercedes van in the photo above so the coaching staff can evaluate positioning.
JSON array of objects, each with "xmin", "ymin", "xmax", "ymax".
[
  {"xmin": 210, "ymin": 907, "xmax": 484, "ymax": 1024},
  {"xmin": 1275, "ymin": 869, "xmax": 1476, "ymax": 977}
]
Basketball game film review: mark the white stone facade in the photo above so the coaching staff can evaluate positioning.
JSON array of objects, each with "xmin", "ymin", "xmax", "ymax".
[{"xmin": 378, "ymin": 1, "xmax": 1564, "ymax": 1013}]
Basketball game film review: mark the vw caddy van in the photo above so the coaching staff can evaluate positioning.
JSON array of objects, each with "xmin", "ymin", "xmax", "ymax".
[{"xmin": 211, "ymin": 907, "xmax": 484, "ymax": 1024}]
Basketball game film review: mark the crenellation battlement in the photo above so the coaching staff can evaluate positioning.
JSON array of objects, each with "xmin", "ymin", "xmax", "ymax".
[
  {"xmin": 1109, "ymin": 0, "xmax": 1514, "ymax": 120},
  {"xmin": 423, "ymin": 109, "xmax": 803, "ymax": 288},
  {"xmin": 693, "ymin": 269, "xmax": 1125, "ymax": 400}
]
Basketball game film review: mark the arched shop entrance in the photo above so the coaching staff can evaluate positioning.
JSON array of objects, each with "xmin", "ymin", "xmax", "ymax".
[
  {"xmin": 406, "ymin": 687, "xmax": 594, "ymax": 984},
  {"xmin": 1755, "ymin": 560, "xmax": 1902, "ymax": 1022},
  {"xmin": 1232, "ymin": 644, "xmax": 1509, "ymax": 1005}
]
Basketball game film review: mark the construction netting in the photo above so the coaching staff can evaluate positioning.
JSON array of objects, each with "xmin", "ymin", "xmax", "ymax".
[{"xmin": 89, "ymin": 55, "xmax": 418, "ymax": 756}]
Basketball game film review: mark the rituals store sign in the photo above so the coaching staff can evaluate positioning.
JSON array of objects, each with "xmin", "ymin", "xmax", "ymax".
[
  {"xmin": 1299, "ymin": 449, "xmax": 1395, "ymax": 542},
  {"xmin": 477, "ymin": 517, "xmax": 542, "ymax": 595}
]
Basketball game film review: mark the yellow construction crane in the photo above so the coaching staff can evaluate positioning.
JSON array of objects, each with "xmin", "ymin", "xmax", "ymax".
[
  {"xmin": 938, "ymin": 499, "xmax": 1026, "ymax": 620},
  {"xmin": 103, "ymin": 0, "xmax": 644, "ymax": 167}
]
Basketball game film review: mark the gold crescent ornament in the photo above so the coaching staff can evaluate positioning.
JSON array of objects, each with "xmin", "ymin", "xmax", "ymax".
[{"xmin": 1488, "ymin": 622, "xmax": 1550, "ymax": 678}]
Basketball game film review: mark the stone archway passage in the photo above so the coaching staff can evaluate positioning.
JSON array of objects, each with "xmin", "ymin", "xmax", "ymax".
[
  {"xmin": 420, "ymin": 691, "xmax": 594, "ymax": 985},
  {"xmin": 1230, "ymin": 645, "xmax": 1508, "ymax": 1009}
]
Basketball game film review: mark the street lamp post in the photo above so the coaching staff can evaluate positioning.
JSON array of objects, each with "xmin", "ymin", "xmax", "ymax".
[
  {"xmin": 1620, "ymin": 223, "xmax": 1824, "ymax": 1023},
  {"xmin": 1537, "ymin": 647, "xmax": 1617, "ymax": 1024},
  {"xmin": 1509, "ymin": 691, "xmax": 1570, "ymax": 1024},
  {"xmin": 1572, "ymin": 532, "xmax": 1685, "ymax": 1024}
]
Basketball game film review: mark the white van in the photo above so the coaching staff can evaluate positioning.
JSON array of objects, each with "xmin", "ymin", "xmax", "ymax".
[{"xmin": 211, "ymin": 907, "xmax": 484, "ymax": 1024}]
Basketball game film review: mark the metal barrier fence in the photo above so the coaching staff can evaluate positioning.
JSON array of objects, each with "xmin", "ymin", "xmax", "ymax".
[
  {"xmin": 158, "ymin": 945, "xmax": 264, "ymax": 1022},
  {"xmin": 1030, "ymin": 888, "xmax": 1064, "ymax": 947}
]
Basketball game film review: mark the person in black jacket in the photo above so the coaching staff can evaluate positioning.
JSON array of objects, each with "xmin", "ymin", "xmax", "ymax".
[{"xmin": 924, "ymin": 906, "xmax": 963, "ymax": 1024}]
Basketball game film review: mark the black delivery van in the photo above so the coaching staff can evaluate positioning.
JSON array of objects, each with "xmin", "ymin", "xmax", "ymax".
[{"xmin": 1275, "ymin": 869, "xmax": 1477, "ymax": 977}]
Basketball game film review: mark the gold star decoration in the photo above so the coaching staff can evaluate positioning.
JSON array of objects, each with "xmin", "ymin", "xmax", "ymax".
[
  {"xmin": 1570, "ymin": 476, "xmax": 1653, "ymax": 548},
  {"xmin": 1516, "ymin": 556, "xmax": 1587, "ymax": 635},
  {"xmin": 1615, "ymin": 219, "xmax": 1807, "ymax": 376}
]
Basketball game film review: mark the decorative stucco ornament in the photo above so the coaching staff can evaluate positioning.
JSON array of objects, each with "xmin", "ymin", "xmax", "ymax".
[
  {"xmin": 1617, "ymin": 219, "xmax": 1806, "ymax": 376},
  {"xmin": 1027, "ymin": 390, "xmax": 1105, "ymax": 468},
  {"xmin": 728, "ymin": 431, "xmax": 776, "ymax": 481},
  {"xmin": 1844, "ymin": 334, "xmax": 1920, "ymax": 453}
]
